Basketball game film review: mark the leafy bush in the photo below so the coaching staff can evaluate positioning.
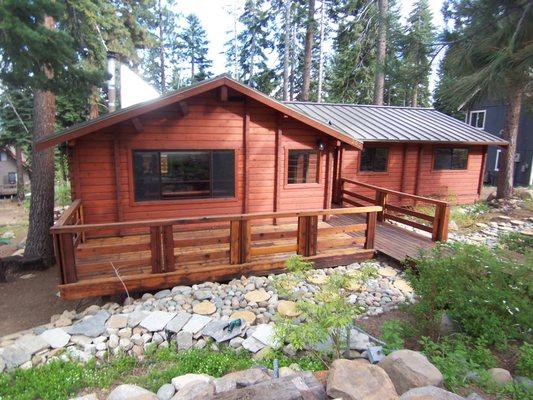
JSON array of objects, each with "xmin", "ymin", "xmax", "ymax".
[
  {"xmin": 500, "ymin": 232, "xmax": 533, "ymax": 255},
  {"xmin": 406, "ymin": 242, "xmax": 532, "ymax": 345},
  {"xmin": 380, "ymin": 319, "xmax": 406, "ymax": 354},
  {"xmin": 516, "ymin": 343, "xmax": 533, "ymax": 378}
]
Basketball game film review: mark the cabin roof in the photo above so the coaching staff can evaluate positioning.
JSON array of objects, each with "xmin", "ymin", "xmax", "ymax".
[
  {"xmin": 285, "ymin": 102, "xmax": 507, "ymax": 146},
  {"xmin": 35, "ymin": 75, "xmax": 363, "ymax": 151}
]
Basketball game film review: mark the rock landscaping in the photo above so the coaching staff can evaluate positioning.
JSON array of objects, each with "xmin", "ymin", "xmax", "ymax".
[{"xmin": 0, "ymin": 260, "xmax": 414, "ymax": 371}]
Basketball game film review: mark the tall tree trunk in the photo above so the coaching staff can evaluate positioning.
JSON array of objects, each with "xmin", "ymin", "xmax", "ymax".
[
  {"xmin": 15, "ymin": 146, "xmax": 25, "ymax": 204},
  {"xmin": 89, "ymin": 86, "xmax": 99, "ymax": 119},
  {"xmin": 158, "ymin": 0, "xmax": 166, "ymax": 93},
  {"xmin": 300, "ymin": 0, "xmax": 315, "ymax": 101},
  {"xmin": 411, "ymin": 86, "xmax": 418, "ymax": 107},
  {"xmin": 496, "ymin": 88, "xmax": 523, "ymax": 199},
  {"xmin": 24, "ymin": 15, "xmax": 56, "ymax": 263},
  {"xmin": 373, "ymin": 0, "xmax": 388, "ymax": 105},
  {"xmin": 289, "ymin": 24, "xmax": 296, "ymax": 101},
  {"xmin": 283, "ymin": 0, "xmax": 291, "ymax": 101},
  {"xmin": 317, "ymin": 0, "xmax": 325, "ymax": 103}
]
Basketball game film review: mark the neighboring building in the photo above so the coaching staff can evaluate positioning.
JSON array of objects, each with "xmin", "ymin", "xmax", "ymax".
[
  {"xmin": 466, "ymin": 100, "xmax": 532, "ymax": 187},
  {"xmin": 0, "ymin": 146, "xmax": 29, "ymax": 197}
]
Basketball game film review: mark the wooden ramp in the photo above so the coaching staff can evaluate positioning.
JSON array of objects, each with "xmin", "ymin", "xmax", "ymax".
[{"xmin": 329, "ymin": 214, "xmax": 435, "ymax": 262}]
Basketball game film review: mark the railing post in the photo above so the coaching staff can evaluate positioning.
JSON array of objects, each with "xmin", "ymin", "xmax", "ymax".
[
  {"xmin": 240, "ymin": 220, "xmax": 251, "ymax": 263},
  {"xmin": 375, "ymin": 191, "xmax": 388, "ymax": 222},
  {"xmin": 297, "ymin": 216, "xmax": 318, "ymax": 257},
  {"xmin": 59, "ymin": 233, "xmax": 78, "ymax": 283},
  {"xmin": 162, "ymin": 225, "xmax": 175, "ymax": 271},
  {"xmin": 230, "ymin": 220, "xmax": 251, "ymax": 264},
  {"xmin": 150, "ymin": 226, "xmax": 163, "ymax": 274},
  {"xmin": 365, "ymin": 211, "xmax": 377, "ymax": 249},
  {"xmin": 432, "ymin": 204, "xmax": 450, "ymax": 242}
]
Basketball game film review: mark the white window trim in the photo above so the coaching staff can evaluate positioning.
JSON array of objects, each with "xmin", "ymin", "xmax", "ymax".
[
  {"xmin": 494, "ymin": 149, "xmax": 501, "ymax": 171},
  {"xmin": 469, "ymin": 110, "xmax": 486, "ymax": 129}
]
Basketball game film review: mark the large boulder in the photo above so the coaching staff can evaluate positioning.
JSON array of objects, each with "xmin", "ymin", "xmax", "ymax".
[
  {"xmin": 107, "ymin": 384, "xmax": 157, "ymax": 400},
  {"xmin": 171, "ymin": 381, "xmax": 214, "ymax": 400},
  {"xmin": 379, "ymin": 350, "xmax": 443, "ymax": 394},
  {"xmin": 400, "ymin": 386, "xmax": 464, "ymax": 400},
  {"xmin": 487, "ymin": 368, "xmax": 512, "ymax": 385},
  {"xmin": 327, "ymin": 359, "xmax": 398, "ymax": 400}
]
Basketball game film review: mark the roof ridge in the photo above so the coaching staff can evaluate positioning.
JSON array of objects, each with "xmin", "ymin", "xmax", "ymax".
[{"xmin": 285, "ymin": 101, "xmax": 435, "ymax": 110}]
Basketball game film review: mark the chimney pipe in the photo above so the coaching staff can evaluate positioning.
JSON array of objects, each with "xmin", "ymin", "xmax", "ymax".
[{"xmin": 107, "ymin": 52, "xmax": 117, "ymax": 112}]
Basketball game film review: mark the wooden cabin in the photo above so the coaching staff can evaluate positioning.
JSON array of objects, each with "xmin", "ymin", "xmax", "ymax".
[{"xmin": 36, "ymin": 75, "xmax": 506, "ymax": 299}]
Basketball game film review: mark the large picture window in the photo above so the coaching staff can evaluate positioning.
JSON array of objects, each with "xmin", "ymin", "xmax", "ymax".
[
  {"xmin": 287, "ymin": 150, "xmax": 319, "ymax": 184},
  {"xmin": 433, "ymin": 148, "xmax": 468, "ymax": 170},
  {"xmin": 360, "ymin": 147, "xmax": 388, "ymax": 172},
  {"xmin": 133, "ymin": 150, "xmax": 235, "ymax": 201}
]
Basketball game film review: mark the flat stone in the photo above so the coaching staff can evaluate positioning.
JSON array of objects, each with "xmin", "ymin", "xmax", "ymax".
[
  {"xmin": 252, "ymin": 324, "xmax": 277, "ymax": 347},
  {"xmin": 1, "ymin": 345, "xmax": 31, "ymax": 369},
  {"xmin": 140, "ymin": 311, "xmax": 177, "ymax": 332},
  {"xmin": 157, "ymin": 383, "xmax": 176, "ymax": 400},
  {"xmin": 213, "ymin": 376, "xmax": 237, "ymax": 394},
  {"xmin": 192, "ymin": 300, "xmax": 216, "ymax": 315},
  {"xmin": 14, "ymin": 334, "xmax": 49, "ymax": 355},
  {"xmin": 221, "ymin": 367, "xmax": 271, "ymax": 387},
  {"xmin": 379, "ymin": 266, "xmax": 398, "ymax": 277},
  {"xmin": 230, "ymin": 311, "xmax": 256, "ymax": 325},
  {"xmin": 106, "ymin": 314, "xmax": 128, "ymax": 329},
  {"xmin": 193, "ymin": 290, "xmax": 212, "ymax": 300},
  {"xmin": 241, "ymin": 336, "xmax": 266, "ymax": 353},
  {"xmin": 171, "ymin": 381, "xmax": 214, "ymax": 400},
  {"xmin": 327, "ymin": 359, "xmax": 398, "ymax": 400},
  {"xmin": 201, "ymin": 319, "xmax": 247, "ymax": 343},
  {"xmin": 307, "ymin": 273, "xmax": 328, "ymax": 285},
  {"xmin": 487, "ymin": 368, "xmax": 512, "ymax": 385},
  {"xmin": 277, "ymin": 300, "xmax": 301, "ymax": 317},
  {"xmin": 107, "ymin": 384, "xmax": 158, "ymax": 400},
  {"xmin": 154, "ymin": 289, "xmax": 171, "ymax": 299},
  {"xmin": 128, "ymin": 310, "xmax": 149, "ymax": 328},
  {"xmin": 181, "ymin": 314, "xmax": 212, "ymax": 334},
  {"xmin": 393, "ymin": 279, "xmax": 413, "ymax": 293},
  {"xmin": 68, "ymin": 310, "xmax": 110, "ymax": 338},
  {"xmin": 175, "ymin": 331, "xmax": 193, "ymax": 351},
  {"xmin": 40, "ymin": 328, "xmax": 71, "ymax": 349},
  {"xmin": 166, "ymin": 313, "xmax": 192, "ymax": 333},
  {"xmin": 171, "ymin": 373, "xmax": 213, "ymax": 390},
  {"xmin": 400, "ymin": 386, "xmax": 464, "ymax": 400},
  {"xmin": 244, "ymin": 289, "xmax": 270, "ymax": 303},
  {"xmin": 349, "ymin": 330, "xmax": 370, "ymax": 351}
]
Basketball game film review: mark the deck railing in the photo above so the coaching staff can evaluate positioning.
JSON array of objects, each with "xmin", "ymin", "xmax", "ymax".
[
  {"xmin": 51, "ymin": 203, "xmax": 382, "ymax": 287},
  {"xmin": 338, "ymin": 178, "xmax": 450, "ymax": 242}
]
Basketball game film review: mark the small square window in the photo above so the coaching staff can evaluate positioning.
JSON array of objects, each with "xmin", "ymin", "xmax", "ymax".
[
  {"xmin": 7, "ymin": 172, "xmax": 16, "ymax": 184},
  {"xmin": 434, "ymin": 148, "xmax": 468, "ymax": 170},
  {"xmin": 469, "ymin": 110, "xmax": 485, "ymax": 129},
  {"xmin": 360, "ymin": 147, "xmax": 388, "ymax": 172},
  {"xmin": 0, "ymin": 152, "xmax": 7, "ymax": 162},
  {"xmin": 287, "ymin": 150, "xmax": 319, "ymax": 184}
]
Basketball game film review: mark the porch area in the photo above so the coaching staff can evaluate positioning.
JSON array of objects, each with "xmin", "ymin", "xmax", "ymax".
[{"xmin": 51, "ymin": 181, "xmax": 450, "ymax": 300}]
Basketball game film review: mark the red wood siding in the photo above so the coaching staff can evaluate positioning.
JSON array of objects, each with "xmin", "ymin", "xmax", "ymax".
[{"xmin": 341, "ymin": 143, "xmax": 484, "ymax": 204}]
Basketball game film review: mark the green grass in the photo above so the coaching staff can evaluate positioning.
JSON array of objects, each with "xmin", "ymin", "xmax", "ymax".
[
  {"xmin": 449, "ymin": 201, "xmax": 491, "ymax": 230},
  {"xmin": 500, "ymin": 232, "xmax": 533, "ymax": 255},
  {"xmin": 0, "ymin": 345, "xmax": 323, "ymax": 400}
]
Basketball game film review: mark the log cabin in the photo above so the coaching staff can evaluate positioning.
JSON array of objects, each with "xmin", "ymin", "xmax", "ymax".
[{"xmin": 35, "ymin": 75, "xmax": 507, "ymax": 299}]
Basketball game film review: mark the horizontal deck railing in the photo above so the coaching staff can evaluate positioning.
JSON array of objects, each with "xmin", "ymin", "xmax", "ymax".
[
  {"xmin": 51, "ymin": 203, "xmax": 382, "ymax": 286},
  {"xmin": 338, "ymin": 178, "xmax": 450, "ymax": 242}
]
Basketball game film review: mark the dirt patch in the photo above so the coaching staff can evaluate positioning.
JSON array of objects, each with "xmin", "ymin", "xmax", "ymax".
[{"xmin": 0, "ymin": 266, "xmax": 102, "ymax": 336}]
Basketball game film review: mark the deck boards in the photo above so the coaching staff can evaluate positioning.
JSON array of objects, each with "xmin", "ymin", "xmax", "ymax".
[{"xmin": 328, "ymin": 214, "xmax": 434, "ymax": 261}]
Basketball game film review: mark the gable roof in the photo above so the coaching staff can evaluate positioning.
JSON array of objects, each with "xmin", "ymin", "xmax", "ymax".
[
  {"xmin": 285, "ymin": 102, "xmax": 507, "ymax": 145},
  {"xmin": 35, "ymin": 75, "xmax": 362, "ymax": 151}
]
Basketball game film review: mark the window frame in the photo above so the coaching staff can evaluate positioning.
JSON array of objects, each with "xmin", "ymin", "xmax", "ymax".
[
  {"xmin": 7, "ymin": 172, "xmax": 17, "ymax": 185},
  {"xmin": 432, "ymin": 147, "xmax": 469, "ymax": 171},
  {"xmin": 130, "ymin": 148, "xmax": 238, "ymax": 204},
  {"xmin": 494, "ymin": 149, "xmax": 501, "ymax": 172},
  {"xmin": 358, "ymin": 146, "xmax": 389, "ymax": 174},
  {"xmin": 284, "ymin": 148, "xmax": 321, "ymax": 187},
  {"xmin": 469, "ymin": 110, "xmax": 486, "ymax": 129}
]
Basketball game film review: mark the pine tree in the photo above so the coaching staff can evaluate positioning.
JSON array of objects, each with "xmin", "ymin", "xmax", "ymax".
[
  {"xmin": 401, "ymin": 0, "xmax": 434, "ymax": 107},
  {"xmin": 373, "ymin": 0, "xmax": 388, "ymax": 105},
  {"xmin": 179, "ymin": 14, "xmax": 212, "ymax": 83},
  {"xmin": 300, "ymin": 0, "xmax": 316, "ymax": 101}
]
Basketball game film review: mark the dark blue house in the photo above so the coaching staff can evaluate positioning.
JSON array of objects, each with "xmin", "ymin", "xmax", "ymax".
[{"xmin": 467, "ymin": 100, "xmax": 532, "ymax": 187}]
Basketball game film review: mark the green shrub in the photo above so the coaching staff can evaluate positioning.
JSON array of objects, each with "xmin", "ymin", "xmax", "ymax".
[
  {"xmin": 449, "ymin": 202, "xmax": 490, "ymax": 229},
  {"xmin": 516, "ymin": 343, "xmax": 533, "ymax": 378},
  {"xmin": 406, "ymin": 242, "xmax": 532, "ymax": 345},
  {"xmin": 500, "ymin": 232, "xmax": 533, "ymax": 255},
  {"xmin": 55, "ymin": 179, "xmax": 71, "ymax": 207},
  {"xmin": 380, "ymin": 319, "xmax": 406, "ymax": 354}
]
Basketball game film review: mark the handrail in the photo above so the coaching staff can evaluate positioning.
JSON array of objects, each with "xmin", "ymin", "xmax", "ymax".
[
  {"xmin": 51, "ymin": 205, "xmax": 382, "ymax": 234},
  {"xmin": 54, "ymin": 199, "xmax": 82, "ymax": 227},
  {"xmin": 341, "ymin": 178, "xmax": 448, "ymax": 206}
]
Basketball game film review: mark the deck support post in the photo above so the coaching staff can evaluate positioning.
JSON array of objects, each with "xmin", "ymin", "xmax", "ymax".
[
  {"xmin": 375, "ymin": 191, "xmax": 388, "ymax": 222},
  {"xmin": 59, "ymin": 233, "xmax": 78, "ymax": 283},
  {"xmin": 162, "ymin": 225, "xmax": 175, "ymax": 271},
  {"xmin": 297, "ymin": 216, "xmax": 318, "ymax": 257},
  {"xmin": 432, "ymin": 204, "xmax": 450, "ymax": 242},
  {"xmin": 230, "ymin": 220, "xmax": 251, "ymax": 264},
  {"xmin": 150, "ymin": 226, "xmax": 163, "ymax": 274},
  {"xmin": 364, "ymin": 211, "xmax": 377, "ymax": 249}
]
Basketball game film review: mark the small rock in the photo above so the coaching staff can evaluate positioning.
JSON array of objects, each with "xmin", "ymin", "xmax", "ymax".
[
  {"xmin": 222, "ymin": 367, "xmax": 271, "ymax": 387},
  {"xmin": 107, "ymin": 384, "xmax": 157, "ymax": 400},
  {"xmin": 487, "ymin": 368, "xmax": 512, "ymax": 385},
  {"xmin": 171, "ymin": 373, "xmax": 213, "ymax": 390},
  {"xmin": 40, "ymin": 328, "xmax": 71, "ymax": 349},
  {"xmin": 400, "ymin": 386, "xmax": 464, "ymax": 400},
  {"xmin": 192, "ymin": 301, "xmax": 216, "ymax": 315},
  {"xmin": 154, "ymin": 289, "xmax": 171, "ymax": 299},
  {"xmin": 107, "ymin": 315, "xmax": 128, "ymax": 329},
  {"xmin": 175, "ymin": 331, "xmax": 193, "ymax": 351},
  {"xmin": 156, "ymin": 383, "xmax": 175, "ymax": 400},
  {"xmin": 465, "ymin": 393, "xmax": 485, "ymax": 400}
]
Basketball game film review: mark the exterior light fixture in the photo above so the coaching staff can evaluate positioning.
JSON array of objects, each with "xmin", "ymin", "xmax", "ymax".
[{"xmin": 317, "ymin": 140, "xmax": 325, "ymax": 151}]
